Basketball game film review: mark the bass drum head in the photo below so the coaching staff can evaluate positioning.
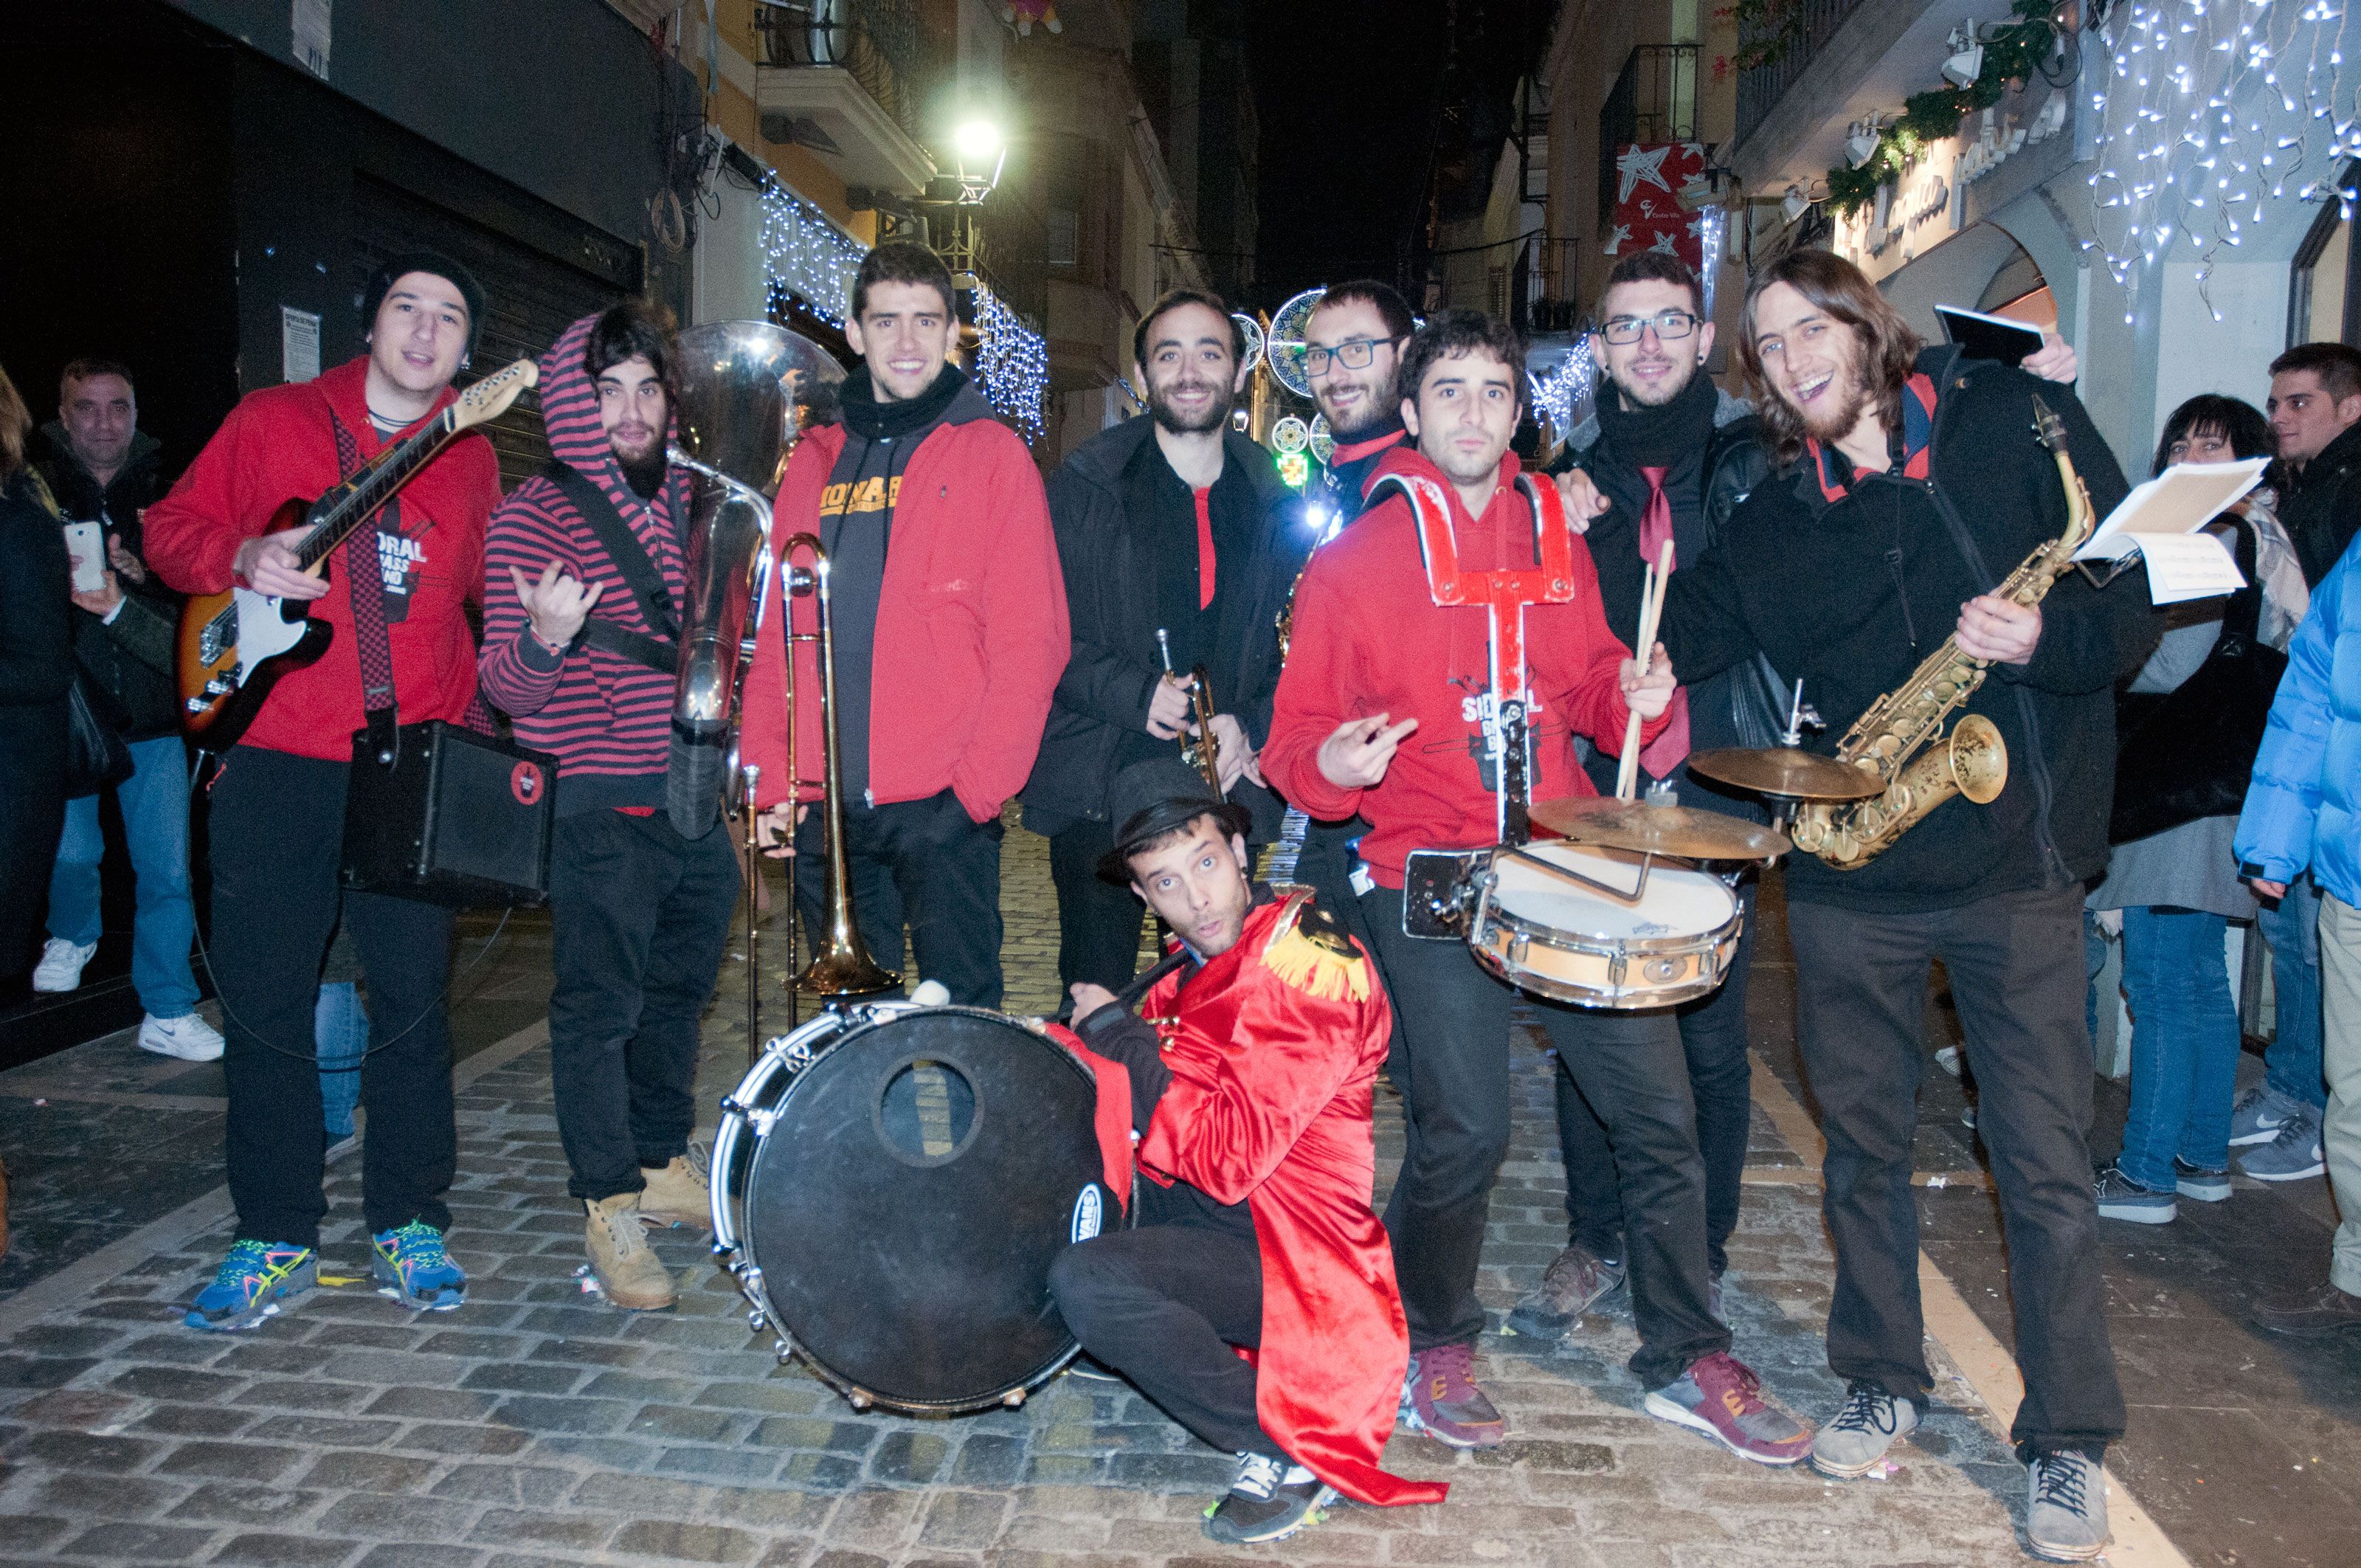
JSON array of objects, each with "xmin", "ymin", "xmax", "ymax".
[{"xmin": 741, "ymin": 1007, "xmax": 1119, "ymax": 1413}]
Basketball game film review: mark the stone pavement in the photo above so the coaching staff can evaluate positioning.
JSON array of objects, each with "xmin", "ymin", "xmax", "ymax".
[{"xmin": 0, "ymin": 815, "xmax": 2338, "ymax": 1565}]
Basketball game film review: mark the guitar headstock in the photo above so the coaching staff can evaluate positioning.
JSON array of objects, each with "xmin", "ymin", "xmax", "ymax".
[
  {"xmin": 2030, "ymin": 393, "xmax": 2067, "ymax": 454},
  {"xmin": 450, "ymin": 359, "xmax": 539, "ymax": 432}
]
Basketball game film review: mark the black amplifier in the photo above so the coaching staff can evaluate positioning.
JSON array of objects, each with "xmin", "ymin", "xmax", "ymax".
[{"xmin": 342, "ymin": 720, "xmax": 556, "ymax": 908}]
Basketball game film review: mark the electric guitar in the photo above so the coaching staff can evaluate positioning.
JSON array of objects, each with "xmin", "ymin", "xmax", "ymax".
[{"xmin": 177, "ymin": 359, "xmax": 537, "ymax": 749}]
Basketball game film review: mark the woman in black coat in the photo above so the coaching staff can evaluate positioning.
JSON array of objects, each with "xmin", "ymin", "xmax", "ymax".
[{"xmin": 0, "ymin": 363, "xmax": 75, "ymax": 993}]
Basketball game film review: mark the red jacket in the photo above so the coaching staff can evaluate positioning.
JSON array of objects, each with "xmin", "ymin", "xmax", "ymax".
[
  {"xmin": 742, "ymin": 413, "xmax": 1068, "ymax": 822},
  {"xmin": 144, "ymin": 356, "xmax": 498, "ymax": 761},
  {"xmin": 1263, "ymin": 446, "xmax": 1660, "ymax": 886},
  {"xmin": 1136, "ymin": 893, "xmax": 1445, "ymax": 1508}
]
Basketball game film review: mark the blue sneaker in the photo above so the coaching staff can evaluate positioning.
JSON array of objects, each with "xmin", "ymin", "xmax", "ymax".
[
  {"xmin": 371, "ymin": 1220, "xmax": 466, "ymax": 1310},
  {"xmin": 2094, "ymin": 1162, "xmax": 2175, "ymax": 1224},
  {"xmin": 185, "ymin": 1240, "xmax": 317, "ymax": 1332}
]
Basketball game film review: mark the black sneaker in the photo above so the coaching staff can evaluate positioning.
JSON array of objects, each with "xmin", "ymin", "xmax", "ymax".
[{"xmin": 1203, "ymin": 1451, "xmax": 1335, "ymax": 1544}]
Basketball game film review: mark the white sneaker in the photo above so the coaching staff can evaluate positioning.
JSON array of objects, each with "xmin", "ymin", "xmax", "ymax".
[
  {"xmin": 139, "ymin": 1012, "xmax": 225, "ymax": 1062},
  {"xmin": 1935, "ymin": 1044, "xmax": 1962, "ymax": 1077},
  {"xmin": 32, "ymin": 938, "xmax": 97, "ymax": 992}
]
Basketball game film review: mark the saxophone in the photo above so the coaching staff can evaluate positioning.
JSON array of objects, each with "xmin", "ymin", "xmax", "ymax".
[{"xmin": 1789, "ymin": 395, "xmax": 2098, "ymax": 870}]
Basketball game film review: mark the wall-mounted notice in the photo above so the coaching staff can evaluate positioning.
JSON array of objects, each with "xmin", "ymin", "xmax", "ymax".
[
  {"xmin": 281, "ymin": 305, "xmax": 322, "ymax": 384},
  {"xmin": 294, "ymin": 0, "xmax": 331, "ymax": 80}
]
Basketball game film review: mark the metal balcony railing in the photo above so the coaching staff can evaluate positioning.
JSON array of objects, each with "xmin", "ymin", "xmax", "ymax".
[
  {"xmin": 1735, "ymin": 0, "xmax": 1873, "ymax": 151},
  {"xmin": 757, "ymin": 0, "xmax": 924, "ymax": 137},
  {"xmin": 1598, "ymin": 45, "xmax": 1698, "ymax": 230}
]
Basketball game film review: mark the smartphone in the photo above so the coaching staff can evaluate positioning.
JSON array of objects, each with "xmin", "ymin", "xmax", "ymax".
[{"xmin": 62, "ymin": 522, "xmax": 104, "ymax": 593}]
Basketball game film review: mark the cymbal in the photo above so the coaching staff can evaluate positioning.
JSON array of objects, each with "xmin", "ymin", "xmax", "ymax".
[
  {"xmin": 1684, "ymin": 746, "xmax": 1888, "ymax": 802},
  {"xmin": 1528, "ymin": 795, "xmax": 1791, "ymax": 861}
]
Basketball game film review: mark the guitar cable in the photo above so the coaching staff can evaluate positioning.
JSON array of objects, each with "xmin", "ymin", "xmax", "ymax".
[{"xmin": 183, "ymin": 754, "xmax": 519, "ymax": 1069}]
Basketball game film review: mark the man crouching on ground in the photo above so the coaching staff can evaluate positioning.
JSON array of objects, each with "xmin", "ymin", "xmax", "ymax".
[{"xmin": 1050, "ymin": 757, "xmax": 1447, "ymax": 1544}]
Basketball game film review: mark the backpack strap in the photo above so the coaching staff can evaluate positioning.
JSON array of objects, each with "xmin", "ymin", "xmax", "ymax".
[{"xmin": 541, "ymin": 459, "xmax": 680, "ymax": 675}]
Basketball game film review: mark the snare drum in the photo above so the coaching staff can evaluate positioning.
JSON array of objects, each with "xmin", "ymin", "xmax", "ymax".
[
  {"xmin": 711, "ymin": 1004, "xmax": 1126, "ymax": 1414},
  {"xmin": 1468, "ymin": 840, "xmax": 1741, "ymax": 1009}
]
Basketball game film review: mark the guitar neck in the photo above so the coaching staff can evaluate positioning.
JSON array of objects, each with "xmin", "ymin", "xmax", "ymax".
[{"xmin": 293, "ymin": 410, "xmax": 460, "ymax": 570}]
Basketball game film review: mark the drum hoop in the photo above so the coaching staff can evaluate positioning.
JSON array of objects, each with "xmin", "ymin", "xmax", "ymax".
[
  {"xmin": 1476, "ymin": 882, "xmax": 1738, "ymax": 959},
  {"xmin": 716, "ymin": 1002, "xmax": 1119, "ymax": 1416},
  {"xmin": 1470, "ymin": 938, "xmax": 1732, "ymax": 1009}
]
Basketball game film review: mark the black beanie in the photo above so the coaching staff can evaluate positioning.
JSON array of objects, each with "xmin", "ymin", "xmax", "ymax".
[{"xmin": 361, "ymin": 249, "xmax": 487, "ymax": 354}]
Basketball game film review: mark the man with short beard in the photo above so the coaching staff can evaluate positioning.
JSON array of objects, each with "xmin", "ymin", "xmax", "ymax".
[
  {"xmin": 1024, "ymin": 289, "xmax": 1302, "ymax": 995},
  {"xmin": 478, "ymin": 302, "xmax": 739, "ymax": 1313},
  {"xmin": 1658, "ymin": 249, "xmax": 2151, "ymax": 1561}
]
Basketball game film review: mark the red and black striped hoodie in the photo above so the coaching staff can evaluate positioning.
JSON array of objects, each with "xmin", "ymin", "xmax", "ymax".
[{"xmin": 478, "ymin": 312, "xmax": 692, "ymax": 813}]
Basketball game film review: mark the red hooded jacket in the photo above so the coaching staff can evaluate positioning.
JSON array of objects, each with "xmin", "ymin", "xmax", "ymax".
[
  {"xmin": 1263, "ymin": 446, "xmax": 1661, "ymax": 886},
  {"xmin": 144, "ymin": 356, "xmax": 498, "ymax": 761},
  {"xmin": 742, "ymin": 396, "xmax": 1068, "ymax": 822}
]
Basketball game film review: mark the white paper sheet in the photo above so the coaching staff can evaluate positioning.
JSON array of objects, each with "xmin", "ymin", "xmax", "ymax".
[
  {"xmin": 2118, "ymin": 530, "xmax": 2249, "ymax": 604},
  {"xmin": 2073, "ymin": 458, "xmax": 2267, "ymax": 563}
]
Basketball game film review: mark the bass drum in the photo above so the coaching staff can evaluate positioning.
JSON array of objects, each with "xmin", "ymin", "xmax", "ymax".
[{"xmin": 711, "ymin": 1004, "xmax": 1124, "ymax": 1414}]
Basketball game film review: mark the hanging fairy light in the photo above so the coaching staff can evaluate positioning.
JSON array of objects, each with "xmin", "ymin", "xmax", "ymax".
[
  {"xmin": 759, "ymin": 180, "xmax": 869, "ymax": 329},
  {"xmin": 1696, "ymin": 206, "xmax": 1728, "ymax": 320},
  {"xmin": 2088, "ymin": 0, "xmax": 2361, "ymax": 323},
  {"xmin": 1527, "ymin": 336, "xmax": 1597, "ymax": 439},
  {"xmin": 972, "ymin": 283, "xmax": 1048, "ymax": 444}
]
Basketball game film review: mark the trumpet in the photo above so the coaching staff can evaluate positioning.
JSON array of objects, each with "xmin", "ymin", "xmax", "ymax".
[
  {"xmin": 1157, "ymin": 628, "xmax": 1224, "ymax": 796},
  {"xmin": 777, "ymin": 533, "xmax": 901, "ymax": 1006}
]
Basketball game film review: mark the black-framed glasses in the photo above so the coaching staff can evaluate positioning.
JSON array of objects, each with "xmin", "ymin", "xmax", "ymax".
[
  {"xmin": 1599, "ymin": 310, "xmax": 1700, "ymax": 345},
  {"xmin": 1296, "ymin": 337, "xmax": 1392, "ymax": 374}
]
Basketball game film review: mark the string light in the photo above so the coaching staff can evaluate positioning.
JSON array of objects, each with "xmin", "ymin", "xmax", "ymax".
[
  {"xmin": 972, "ymin": 283, "xmax": 1048, "ymax": 445},
  {"xmin": 1527, "ymin": 336, "xmax": 1597, "ymax": 439},
  {"xmin": 760, "ymin": 180, "xmax": 868, "ymax": 329},
  {"xmin": 2089, "ymin": 1, "xmax": 2361, "ymax": 322}
]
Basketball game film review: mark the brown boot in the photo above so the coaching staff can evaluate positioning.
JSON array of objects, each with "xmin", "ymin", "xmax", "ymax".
[
  {"xmin": 584, "ymin": 1192, "xmax": 676, "ymax": 1311},
  {"xmin": 637, "ymin": 1150, "xmax": 712, "ymax": 1230}
]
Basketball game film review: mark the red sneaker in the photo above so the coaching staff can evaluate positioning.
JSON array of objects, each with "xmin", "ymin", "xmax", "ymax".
[
  {"xmin": 1399, "ymin": 1341, "xmax": 1507, "ymax": 1448},
  {"xmin": 1642, "ymin": 1351, "xmax": 1811, "ymax": 1465}
]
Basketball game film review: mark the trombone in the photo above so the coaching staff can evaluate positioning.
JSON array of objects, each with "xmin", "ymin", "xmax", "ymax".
[{"xmin": 775, "ymin": 533, "xmax": 899, "ymax": 1024}]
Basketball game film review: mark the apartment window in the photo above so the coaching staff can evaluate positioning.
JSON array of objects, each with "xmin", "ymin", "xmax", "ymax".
[
  {"xmin": 2292, "ymin": 165, "xmax": 2360, "ymax": 347},
  {"xmin": 1046, "ymin": 207, "xmax": 1079, "ymax": 269}
]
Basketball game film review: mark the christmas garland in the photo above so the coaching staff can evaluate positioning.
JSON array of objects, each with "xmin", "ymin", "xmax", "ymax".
[{"xmin": 1823, "ymin": 0, "xmax": 2059, "ymax": 218}]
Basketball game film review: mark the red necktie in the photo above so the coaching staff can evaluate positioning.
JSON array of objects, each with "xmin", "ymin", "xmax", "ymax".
[
  {"xmin": 1194, "ymin": 487, "xmax": 1216, "ymax": 610},
  {"xmin": 1635, "ymin": 466, "xmax": 1690, "ymax": 778}
]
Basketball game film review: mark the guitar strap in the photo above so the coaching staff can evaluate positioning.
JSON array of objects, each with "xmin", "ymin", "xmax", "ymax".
[{"xmin": 329, "ymin": 412, "xmax": 493, "ymax": 764}]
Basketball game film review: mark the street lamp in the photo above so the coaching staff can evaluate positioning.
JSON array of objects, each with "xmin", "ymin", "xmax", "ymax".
[{"xmin": 945, "ymin": 120, "xmax": 1006, "ymax": 205}]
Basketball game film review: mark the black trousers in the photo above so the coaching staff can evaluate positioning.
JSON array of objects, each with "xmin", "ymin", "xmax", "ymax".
[
  {"xmin": 1361, "ymin": 885, "xmax": 1724, "ymax": 1388},
  {"xmin": 1556, "ymin": 880, "xmax": 1757, "ymax": 1278},
  {"xmin": 1787, "ymin": 884, "xmax": 2126, "ymax": 1457},
  {"xmin": 0, "ymin": 705, "xmax": 66, "ymax": 988},
  {"xmin": 1049, "ymin": 1218, "xmax": 1273, "ymax": 1458},
  {"xmin": 792, "ymin": 789, "xmax": 1004, "ymax": 1007},
  {"xmin": 1048, "ymin": 819, "xmax": 1149, "ymax": 995},
  {"xmin": 207, "ymin": 746, "xmax": 456, "ymax": 1249},
  {"xmin": 547, "ymin": 808, "xmax": 742, "ymax": 1203}
]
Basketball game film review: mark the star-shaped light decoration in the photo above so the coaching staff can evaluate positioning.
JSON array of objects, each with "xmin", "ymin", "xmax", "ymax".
[
  {"xmin": 1616, "ymin": 144, "xmax": 1674, "ymax": 203},
  {"xmin": 1602, "ymin": 223, "xmax": 1631, "ymax": 256}
]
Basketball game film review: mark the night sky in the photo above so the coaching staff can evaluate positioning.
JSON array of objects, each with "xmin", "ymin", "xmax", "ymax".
[{"xmin": 1244, "ymin": 0, "xmax": 1546, "ymax": 311}]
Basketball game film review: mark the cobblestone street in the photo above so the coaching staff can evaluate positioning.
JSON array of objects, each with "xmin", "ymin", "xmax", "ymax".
[{"xmin": 0, "ymin": 818, "xmax": 2354, "ymax": 1565}]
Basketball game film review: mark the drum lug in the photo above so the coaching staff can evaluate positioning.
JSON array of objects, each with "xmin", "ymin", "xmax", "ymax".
[
  {"xmin": 746, "ymin": 1307, "xmax": 765, "ymax": 1332},
  {"xmin": 846, "ymin": 1389, "xmax": 874, "ymax": 1412},
  {"xmin": 773, "ymin": 1338, "xmax": 793, "ymax": 1363},
  {"xmin": 719, "ymin": 1096, "xmax": 744, "ymax": 1116},
  {"xmin": 1001, "ymin": 1387, "xmax": 1027, "ymax": 1409}
]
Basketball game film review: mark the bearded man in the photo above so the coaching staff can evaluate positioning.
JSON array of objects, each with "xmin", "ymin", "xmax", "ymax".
[
  {"xmin": 1023, "ymin": 289, "xmax": 1304, "ymax": 995},
  {"xmin": 1657, "ymin": 249, "xmax": 2154, "ymax": 1561}
]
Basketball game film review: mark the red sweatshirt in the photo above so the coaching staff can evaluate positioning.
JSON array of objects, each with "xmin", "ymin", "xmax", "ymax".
[
  {"xmin": 1263, "ymin": 446, "xmax": 1661, "ymax": 887},
  {"xmin": 742, "ymin": 410, "xmax": 1068, "ymax": 823},
  {"xmin": 144, "ymin": 356, "xmax": 498, "ymax": 761}
]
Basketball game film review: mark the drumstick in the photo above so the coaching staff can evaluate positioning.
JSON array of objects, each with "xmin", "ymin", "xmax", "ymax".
[{"xmin": 1615, "ymin": 538, "xmax": 1675, "ymax": 801}]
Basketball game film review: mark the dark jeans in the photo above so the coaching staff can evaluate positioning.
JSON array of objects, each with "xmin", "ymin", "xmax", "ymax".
[
  {"xmin": 1048, "ymin": 818, "xmax": 1148, "ymax": 995},
  {"xmin": 792, "ymin": 789, "xmax": 1004, "ymax": 1007},
  {"xmin": 1556, "ymin": 880, "xmax": 1757, "ymax": 1279},
  {"xmin": 1048, "ymin": 1219, "xmax": 1273, "ymax": 1457},
  {"xmin": 547, "ymin": 808, "xmax": 742, "ymax": 1202},
  {"xmin": 207, "ymin": 746, "xmax": 456, "ymax": 1249},
  {"xmin": 1361, "ymin": 885, "xmax": 1724, "ymax": 1388},
  {"xmin": 1787, "ymin": 885, "xmax": 2126, "ymax": 1457}
]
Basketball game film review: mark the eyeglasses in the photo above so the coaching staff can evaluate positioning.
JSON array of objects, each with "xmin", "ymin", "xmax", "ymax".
[
  {"xmin": 1296, "ymin": 338, "xmax": 1393, "ymax": 374},
  {"xmin": 1598, "ymin": 310, "xmax": 1701, "ymax": 345}
]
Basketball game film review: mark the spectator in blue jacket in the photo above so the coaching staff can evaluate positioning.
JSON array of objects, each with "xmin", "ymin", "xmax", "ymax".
[{"xmin": 2236, "ymin": 530, "xmax": 2361, "ymax": 1333}]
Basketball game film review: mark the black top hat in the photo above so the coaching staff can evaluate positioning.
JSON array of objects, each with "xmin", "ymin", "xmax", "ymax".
[{"xmin": 1099, "ymin": 758, "xmax": 1251, "ymax": 881}]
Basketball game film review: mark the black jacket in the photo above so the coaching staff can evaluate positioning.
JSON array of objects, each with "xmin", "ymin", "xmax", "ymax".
[
  {"xmin": 1662, "ymin": 347, "xmax": 2160, "ymax": 913},
  {"xmin": 35, "ymin": 424, "xmax": 182, "ymax": 741},
  {"xmin": 2270, "ymin": 417, "xmax": 2361, "ymax": 587},
  {"xmin": 1022, "ymin": 418, "xmax": 1307, "ymax": 827},
  {"xmin": 1554, "ymin": 383, "xmax": 1783, "ymax": 812}
]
